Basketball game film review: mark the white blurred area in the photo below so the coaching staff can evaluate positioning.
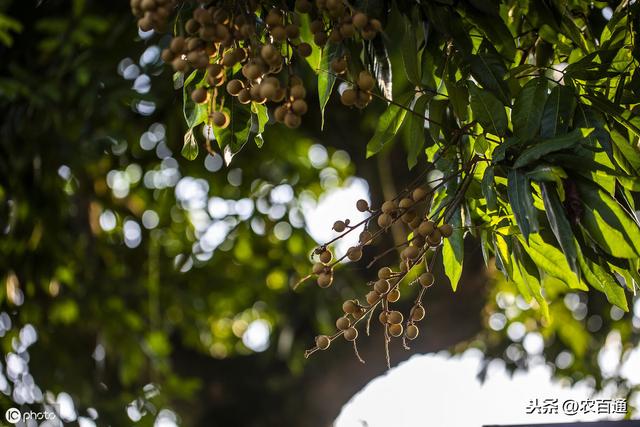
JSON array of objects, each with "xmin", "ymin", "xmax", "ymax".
[{"xmin": 335, "ymin": 347, "xmax": 639, "ymax": 427}]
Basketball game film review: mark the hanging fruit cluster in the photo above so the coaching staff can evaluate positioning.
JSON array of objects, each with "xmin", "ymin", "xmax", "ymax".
[
  {"xmin": 132, "ymin": 0, "xmax": 383, "ymax": 130},
  {"xmin": 298, "ymin": 165, "xmax": 461, "ymax": 365}
]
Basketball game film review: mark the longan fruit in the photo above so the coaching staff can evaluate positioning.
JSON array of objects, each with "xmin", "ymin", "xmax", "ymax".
[
  {"xmin": 284, "ymin": 112, "xmax": 302, "ymax": 128},
  {"xmin": 387, "ymin": 288, "xmax": 400, "ymax": 302},
  {"xmin": 427, "ymin": 233, "xmax": 442, "ymax": 247},
  {"xmin": 265, "ymin": 10, "xmax": 282, "ymax": 27},
  {"xmin": 191, "ymin": 87, "xmax": 208, "ymax": 103},
  {"xmin": 169, "ymin": 36, "xmax": 185, "ymax": 53},
  {"xmin": 289, "ymin": 84, "xmax": 306, "ymax": 99},
  {"xmin": 357, "ymin": 71, "xmax": 375, "ymax": 91},
  {"xmin": 336, "ymin": 316, "xmax": 351, "ymax": 330},
  {"xmin": 411, "ymin": 304, "xmax": 425, "ymax": 321},
  {"xmin": 298, "ymin": 42, "xmax": 312, "ymax": 57},
  {"xmin": 226, "ymin": 79, "xmax": 244, "ymax": 96},
  {"xmin": 378, "ymin": 267, "xmax": 393, "ymax": 280},
  {"xmin": 418, "ymin": 220, "xmax": 435, "ymax": 236},
  {"xmin": 237, "ymin": 88, "xmax": 252, "ymax": 104},
  {"xmin": 317, "ymin": 272, "xmax": 333, "ymax": 288},
  {"xmin": 370, "ymin": 18, "xmax": 382, "ymax": 31},
  {"xmin": 313, "ymin": 31, "xmax": 328, "ymax": 46},
  {"xmin": 295, "ymin": 0, "xmax": 312, "ymax": 13},
  {"xmin": 387, "ymin": 310, "xmax": 403, "ymax": 324},
  {"xmin": 399, "ymin": 198, "xmax": 414, "ymax": 209},
  {"xmin": 402, "ymin": 246, "xmax": 419, "ymax": 260},
  {"xmin": 342, "ymin": 299, "xmax": 358, "ymax": 314},
  {"xmin": 373, "ymin": 279, "xmax": 390, "ymax": 294},
  {"xmin": 419, "ymin": 272, "xmax": 434, "ymax": 287},
  {"xmin": 261, "ymin": 44, "xmax": 279, "ymax": 61},
  {"xmin": 377, "ymin": 213, "xmax": 392, "ymax": 228},
  {"xmin": 207, "ymin": 63, "xmax": 224, "ymax": 79},
  {"xmin": 439, "ymin": 223, "xmax": 454, "ymax": 238},
  {"xmin": 352, "ymin": 12, "xmax": 368, "ymax": 29},
  {"xmin": 366, "ymin": 290, "xmax": 380, "ymax": 305},
  {"xmin": 291, "ymin": 99, "xmax": 308, "ymax": 115},
  {"xmin": 344, "ymin": 327, "xmax": 358, "ymax": 341},
  {"xmin": 340, "ymin": 88, "xmax": 357, "ymax": 106},
  {"xmin": 211, "ymin": 111, "xmax": 230, "ymax": 128},
  {"xmin": 405, "ymin": 324, "xmax": 419, "ymax": 340},
  {"xmin": 319, "ymin": 249, "xmax": 332, "ymax": 264},
  {"xmin": 356, "ymin": 199, "xmax": 369, "ymax": 212},
  {"xmin": 310, "ymin": 19, "xmax": 324, "ymax": 33},
  {"xmin": 259, "ymin": 82, "xmax": 278, "ymax": 99},
  {"xmin": 312, "ymin": 262, "xmax": 325, "ymax": 275},
  {"xmin": 285, "ymin": 24, "xmax": 300, "ymax": 39},
  {"xmin": 388, "ymin": 323, "xmax": 403, "ymax": 337},
  {"xmin": 274, "ymin": 105, "xmax": 287, "ymax": 122},
  {"xmin": 347, "ymin": 246, "xmax": 362, "ymax": 261},
  {"xmin": 331, "ymin": 57, "xmax": 347, "ymax": 74},
  {"xmin": 381, "ymin": 200, "xmax": 396, "ymax": 214},
  {"xmin": 412, "ymin": 187, "xmax": 428, "ymax": 201},
  {"xmin": 316, "ymin": 335, "xmax": 331, "ymax": 350},
  {"xmin": 379, "ymin": 311, "xmax": 389, "ymax": 324},
  {"xmin": 359, "ymin": 230, "xmax": 372, "ymax": 245},
  {"xmin": 339, "ymin": 23, "xmax": 355, "ymax": 38},
  {"xmin": 161, "ymin": 48, "xmax": 174, "ymax": 63},
  {"xmin": 271, "ymin": 26, "xmax": 287, "ymax": 41}
]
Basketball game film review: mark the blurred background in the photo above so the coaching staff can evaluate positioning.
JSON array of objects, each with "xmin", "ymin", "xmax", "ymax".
[{"xmin": 0, "ymin": 0, "xmax": 639, "ymax": 426}]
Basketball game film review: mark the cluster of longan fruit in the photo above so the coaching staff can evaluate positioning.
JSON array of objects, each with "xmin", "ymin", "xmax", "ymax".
[
  {"xmin": 130, "ymin": 0, "xmax": 176, "ymax": 32},
  {"xmin": 134, "ymin": 0, "xmax": 385, "ymax": 134},
  {"xmin": 296, "ymin": 0, "xmax": 382, "ymax": 46},
  {"xmin": 340, "ymin": 71, "xmax": 376, "ymax": 109},
  {"xmin": 306, "ymin": 185, "xmax": 456, "ymax": 357}
]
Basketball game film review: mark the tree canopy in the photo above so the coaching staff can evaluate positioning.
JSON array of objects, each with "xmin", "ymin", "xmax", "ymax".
[{"xmin": 1, "ymin": 0, "xmax": 639, "ymax": 425}]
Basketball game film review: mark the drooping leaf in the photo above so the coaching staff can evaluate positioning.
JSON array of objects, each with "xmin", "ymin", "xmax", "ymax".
[
  {"xmin": 507, "ymin": 168, "xmax": 538, "ymax": 242},
  {"xmin": 401, "ymin": 20, "xmax": 420, "ymax": 85},
  {"xmin": 526, "ymin": 164, "xmax": 567, "ymax": 188},
  {"xmin": 540, "ymin": 85, "xmax": 577, "ymax": 138},
  {"xmin": 469, "ymin": 51, "xmax": 511, "ymax": 105},
  {"xmin": 512, "ymin": 77, "xmax": 548, "ymax": 141},
  {"xmin": 181, "ymin": 128, "xmax": 198, "ymax": 161},
  {"xmin": 318, "ymin": 43, "xmax": 341, "ymax": 130},
  {"xmin": 442, "ymin": 204, "xmax": 464, "ymax": 291},
  {"xmin": 469, "ymin": 82, "xmax": 508, "ymax": 135},
  {"xmin": 482, "ymin": 165, "xmax": 497, "ymax": 210},
  {"xmin": 576, "ymin": 179, "xmax": 640, "ymax": 258},
  {"xmin": 539, "ymin": 182, "xmax": 579, "ymax": 276},
  {"xmin": 366, "ymin": 92, "xmax": 414, "ymax": 157},
  {"xmin": 611, "ymin": 130, "xmax": 640, "ymax": 172},
  {"xmin": 577, "ymin": 250, "xmax": 628, "ymax": 311},
  {"xmin": 365, "ymin": 34, "xmax": 392, "ymax": 100},
  {"xmin": 517, "ymin": 233, "xmax": 585, "ymax": 290},
  {"xmin": 511, "ymin": 242, "xmax": 549, "ymax": 321},
  {"xmin": 513, "ymin": 128, "xmax": 594, "ymax": 168},
  {"xmin": 406, "ymin": 94, "xmax": 431, "ymax": 169},
  {"xmin": 445, "ymin": 79, "xmax": 469, "ymax": 121}
]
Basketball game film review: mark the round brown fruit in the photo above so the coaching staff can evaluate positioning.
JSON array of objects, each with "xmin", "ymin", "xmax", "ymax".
[
  {"xmin": 387, "ymin": 289, "xmax": 400, "ymax": 302},
  {"xmin": 419, "ymin": 272, "xmax": 434, "ymax": 287},
  {"xmin": 347, "ymin": 247, "xmax": 363, "ymax": 262},
  {"xmin": 211, "ymin": 111, "xmax": 230, "ymax": 129},
  {"xmin": 342, "ymin": 299, "xmax": 358, "ymax": 314},
  {"xmin": 344, "ymin": 327, "xmax": 358, "ymax": 341},
  {"xmin": 317, "ymin": 272, "xmax": 333, "ymax": 288},
  {"xmin": 357, "ymin": 71, "xmax": 375, "ymax": 91},
  {"xmin": 388, "ymin": 323, "xmax": 403, "ymax": 337},
  {"xmin": 340, "ymin": 88, "xmax": 357, "ymax": 106},
  {"xmin": 316, "ymin": 335, "xmax": 331, "ymax": 350},
  {"xmin": 336, "ymin": 316, "xmax": 351, "ymax": 330},
  {"xmin": 439, "ymin": 223, "xmax": 454, "ymax": 237},
  {"xmin": 356, "ymin": 199, "xmax": 369, "ymax": 212},
  {"xmin": 284, "ymin": 112, "xmax": 302, "ymax": 129},
  {"xmin": 191, "ymin": 87, "xmax": 208, "ymax": 103},
  {"xmin": 405, "ymin": 324, "xmax": 419, "ymax": 340},
  {"xmin": 226, "ymin": 79, "xmax": 244, "ymax": 96}
]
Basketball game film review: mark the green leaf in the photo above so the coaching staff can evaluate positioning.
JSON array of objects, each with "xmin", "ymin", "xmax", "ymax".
[
  {"xmin": 493, "ymin": 232, "xmax": 513, "ymax": 280},
  {"xmin": 406, "ymin": 94, "xmax": 431, "ymax": 169},
  {"xmin": 481, "ymin": 165, "xmax": 497, "ymax": 210},
  {"xmin": 442, "ymin": 205, "xmax": 464, "ymax": 291},
  {"xmin": 611, "ymin": 130, "xmax": 640, "ymax": 172},
  {"xmin": 318, "ymin": 44, "xmax": 340, "ymax": 130},
  {"xmin": 517, "ymin": 233, "xmax": 585, "ymax": 290},
  {"xmin": 527, "ymin": 164, "xmax": 567, "ymax": 187},
  {"xmin": 511, "ymin": 242, "xmax": 549, "ymax": 321},
  {"xmin": 181, "ymin": 128, "xmax": 198, "ymax": 161},
  {"xmin": 512, "ymin": 77, "xmax": 548, "ymax": 141},
  {"xmin": 445, "ymin": 80, "xmax": 469, "ymax": 121},
  {"xmin": 507, "ymin": 168, "xmax": 538, "ymax": 242},
  {"xmin": 251, "ymin": 102, "xmax": 269, "ymax": 136},
  {"xmin": 513, "ymin": 128, "xmax": 594, "ymax": 168},
  {"xmin": 585, "ymin": 92, "xmax": 640, "ymax": 138},
  {"xmin": 366, "ymin": 92, "xmax": 413, "ymax": 157},
  {"xmin": 577, "ymin": 250, "xmax": 628, "ymax": 311},
  {"xmin": 469, "ymin": 52, "xmax": 511, "ymax": 105},
  {"xmin": 540, "ymin": 85, "xmax": 577, "ymax": 138},
  {"xmin": 299, "ymin": 14, "xmax": 321, "ymax": 70},
  {"xmin": 469, "ymin": 82, "xmax": 508, "ymax": 135},
  {"xmin": 401, "ymin": 21, "xmax": 420, "ymax": 85},
  {"xmin": 539, "ymin": 182, "xmax": 579, "ymax": 276},
  {"xmin": 576, "ymin": 180, "xmax": 640, "ymax": 258}
]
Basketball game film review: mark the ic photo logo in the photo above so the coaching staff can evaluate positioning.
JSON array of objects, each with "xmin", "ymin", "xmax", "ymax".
[{"xmin": 5, "ymin": 407, "xmax": 57, "ymax": 424}]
